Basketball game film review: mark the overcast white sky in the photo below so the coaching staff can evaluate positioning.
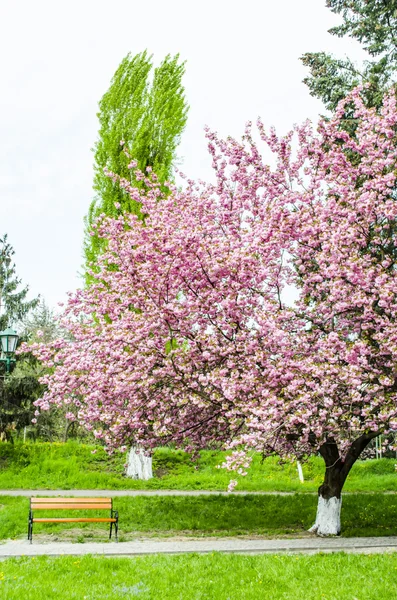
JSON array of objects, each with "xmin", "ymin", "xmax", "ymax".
[{"xmin": 1, "ymin": 0, "xmax": 366, "ymax": 310}]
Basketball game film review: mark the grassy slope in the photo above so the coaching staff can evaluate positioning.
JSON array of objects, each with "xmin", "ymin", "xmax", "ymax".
[
  {"xmin": 1, "ymin": 553, "xmax": 397, "ymax": 599},
  {"xmin": 1, "ymin": 493, "xmax": 396, "ymax": 541},
  {"xmin": 1, "ymin": 442, "xmax": 397, "ymax": 492}
]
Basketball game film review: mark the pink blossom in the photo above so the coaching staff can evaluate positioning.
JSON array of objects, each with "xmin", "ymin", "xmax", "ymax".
[{"xmin": 29, "ymin": 87, "xmax": 397, "ymax": 500}]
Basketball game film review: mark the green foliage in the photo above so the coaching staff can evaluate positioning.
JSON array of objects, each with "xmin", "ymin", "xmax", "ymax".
[
  {"xmin": 0, "ymin": 301, "xmax": 68, "ymax": 441},
  {"xmin": 0, "ymin": 442, "xmax": 125, "ymax": 488},
  {"xmin": 1, "ymin": 493, "xmax": 397, "ymax": 541},
  {"xmin": 328, "ymin": 0, "xmax": 397, "ymax": 57},
  {"xmin": 1, "ymin": 553, "xmax": 396, "ymax": 600},
  {"xmin": 0, "ymin": 442, "xmax": 396, "ymax": 492},
  {"xmin": 0, "ymin": 239, "xmax": 41, "ymax": 438},
  {"xmin": 0, "ymin": 368, "xmax": 43, "ymax": 438},
  {"xmin": 301, "ymin": 0, "xmax": 397, "ymax": 110},
  {"xmin": 20, "ymin": 299, "xmax": 61, "ymax": 344},
  {"xmin": 83, "ymin": 51, "xmax": 189, "ymax": 277},
  {"xmin": 0, "ymin": 235, "xmax": 38, "ymax": 332}
]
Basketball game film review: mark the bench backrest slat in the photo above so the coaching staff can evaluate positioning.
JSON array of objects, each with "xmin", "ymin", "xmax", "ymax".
[
  {"xmin": 31, "ymin": 498, "xmax": 112, "ymax": 511},
  {"xmin": 31, "ymin": 503, "xmax": 112, "ymax": 510},
  {"xmin": 31, "ymin": 498, "xmax": 111, "ymax": 503}
]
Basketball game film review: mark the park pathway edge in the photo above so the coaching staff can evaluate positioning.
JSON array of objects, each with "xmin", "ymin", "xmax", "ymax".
[
  {"xmin": 0, "ymin": 489, "xmax": 396, "ymax": 497},
  {"xmin": 1, "ymin": 536, "xmax": 397, "ymax": 558}
]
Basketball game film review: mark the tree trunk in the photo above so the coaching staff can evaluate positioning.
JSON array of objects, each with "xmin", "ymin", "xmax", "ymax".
[
  {"xmin": 126, "ymin": 447, "xmax": 153, "ymax": 480},
  {"xmin": 309, "ymin": 432, "xmax": 380, "ymax": 536},
  {"xmin": 308, "ymin": 462, "xmax": 343, "ymax": 536},
  {"xmin": 63, "ymin": 420, "xmax": 74, "ymax": 443}
]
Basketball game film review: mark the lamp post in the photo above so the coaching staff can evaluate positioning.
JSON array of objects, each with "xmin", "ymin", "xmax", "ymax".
[{"xmin": 0, "ymin": 328, "xmax": 19, "ymax": 374}]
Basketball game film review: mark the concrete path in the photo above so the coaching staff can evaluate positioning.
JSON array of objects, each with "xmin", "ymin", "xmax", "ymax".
[
  {"xmin": 1, "ymin": 489, "xmax": 396, "ymax": 497},
  {"xmin": 0, "ymin": 489, "xmax": 304, "ymax": 497},
  {"xmin": 1, "ymin": 536, "xmax": 397, "ymax": 558}
]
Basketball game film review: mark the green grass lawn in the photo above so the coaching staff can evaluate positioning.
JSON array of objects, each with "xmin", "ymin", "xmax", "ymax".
[
  {"xmin": 1, "ymin": 493, "xmax": 396, "ymax": 541},
  {"xmin": 1, "ymin": 441, "xmax": 397, "ymax": 492},
  {"xmin": 1, "ymin": 553, "xmax": 396, "ymax": 599}
]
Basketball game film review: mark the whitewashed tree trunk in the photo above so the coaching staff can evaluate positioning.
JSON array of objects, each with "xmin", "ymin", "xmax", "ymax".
[
  {"xmin": 126, "ymin": 447, "xmax": 153, "ymax": 480},
  {"xmin": 309, "ymin": 495, "xmax": 342, "ymax": 536},
  {"xmin": 297, "ymin": 461, "xmax": 304, "ymax": 483},
  {"xmin": 310, "ymin": 433, "xmax": 380, "ymax": 537}
]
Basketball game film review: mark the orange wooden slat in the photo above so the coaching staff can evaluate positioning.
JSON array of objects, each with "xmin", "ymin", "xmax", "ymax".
[
  {"xmin": 31, "ymin": 498, "xmax": 111, "ymax": 503},
  {"xmin": 31, "ymin": 503, "xmax": 112, "ymax": 510},
  {"xmin": 32, "ymin": 518, "xmax": 116, "ymax": 523}
]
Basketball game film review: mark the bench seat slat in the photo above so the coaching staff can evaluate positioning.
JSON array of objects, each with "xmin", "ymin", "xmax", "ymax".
[
  {"xmin": 32, "ymin": 518, "xmax": 116, "ymax": 523},
  {"xmin": 32, "ymin": 503, "xmax": 112, "ymax": 510}
]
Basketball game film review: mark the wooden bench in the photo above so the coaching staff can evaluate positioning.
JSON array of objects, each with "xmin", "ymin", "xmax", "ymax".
[{"xmin": 28, "ymin": 497, "xmax": 119, "ymax": 543}]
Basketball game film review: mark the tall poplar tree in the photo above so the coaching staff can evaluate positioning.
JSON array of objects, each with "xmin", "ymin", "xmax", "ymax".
[
  {"xmin": 301, "ymin": 0, "xmax": 397, "ymax": 111},
  {"xmin": 83, "ymin": 51, "xmax": 189, "ymax": 275}
]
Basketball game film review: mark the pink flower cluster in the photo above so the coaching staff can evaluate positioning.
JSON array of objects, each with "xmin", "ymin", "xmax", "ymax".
[{"xmin": 29, "ymin": 88, "xmax": 397, "ymax": 469}]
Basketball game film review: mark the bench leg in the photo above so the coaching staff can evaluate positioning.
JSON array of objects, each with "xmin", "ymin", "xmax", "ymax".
[
  {"xmin": 115, "ymin": 511, "xmax": 119, "ymax": 543},
  {"xmin": 28, "ymin": 512, "xmax": 33, "ymax": 544},
  {"xmin": 109, "ymin": 520, "xmax": 113, "ymax": 540}
]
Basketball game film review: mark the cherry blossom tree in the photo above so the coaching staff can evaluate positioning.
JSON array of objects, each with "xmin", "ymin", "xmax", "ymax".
[{"xmin": 30, "ymin": 87, "xmax": 397, "ymax": 535}]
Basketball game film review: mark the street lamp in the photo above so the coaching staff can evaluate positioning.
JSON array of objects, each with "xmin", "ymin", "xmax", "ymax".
[{"xmin": 0, "ymin": 328, "xmax": 19, "ymax": 374}]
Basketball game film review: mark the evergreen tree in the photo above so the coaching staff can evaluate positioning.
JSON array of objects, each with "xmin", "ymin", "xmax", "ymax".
[
  {"xmin": 0, "ymin": 237, "xmax": 39, "ymax": 439},
  {"xmin": 301, "ymin": 0, "xmax": 397, "ymax": 111},
  {"xmin": 83, "ymin": 51, "xmax": 189, "ymax": 275},
  {"xmin": 0, "ymin": 235, "xmax": 38, "ymax": 331},
  {"xmin": 0, "ymin": 362, "xmax": 44, "ymax": 440},
  {"xmin": 0, "ymin": 300, "xmax": 69, "ymax": 441},
  {"xmin": 20, "ymin": 299, "xmax": 61, "ymax": 343}
]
